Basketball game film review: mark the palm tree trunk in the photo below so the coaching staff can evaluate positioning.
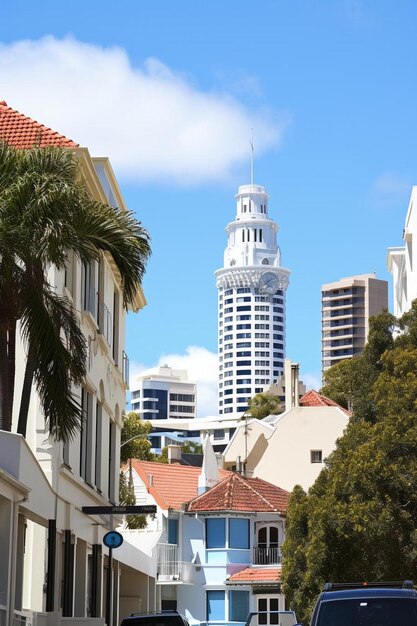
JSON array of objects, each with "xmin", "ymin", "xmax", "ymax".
[
  {"xmin": 17, "ymin": 349, "xmax": 35, "ymax": 438},
  {"xmin": 0, "ymin": 326, "xmax": 13, "ymax": 431}
]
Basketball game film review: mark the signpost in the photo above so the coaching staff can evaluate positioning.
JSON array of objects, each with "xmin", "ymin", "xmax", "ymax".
[{"xmin": 82, "ymin": 504, "xmax": 157, "ymax": 626}]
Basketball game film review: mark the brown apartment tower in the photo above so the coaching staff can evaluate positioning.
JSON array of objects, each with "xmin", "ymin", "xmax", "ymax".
[{"xmin": 321, "ymin": 273, "xmax": 388, "ymax": 373}]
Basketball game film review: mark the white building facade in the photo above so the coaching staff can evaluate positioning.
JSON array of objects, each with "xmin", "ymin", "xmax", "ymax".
[
  {"xmin": 215, "ymin": 184, "xmax": 290, "ymax": 416},
  {"xmin": 0, "ymin": 102, "xmax": 154, "ymax": 626},
  {"xmin": 131, "ymin": 366, "xmax": 197, "ymax": 451},
  {"xmin": 387, "ymin": 186, "xmax": 417, "ymax": 317}
]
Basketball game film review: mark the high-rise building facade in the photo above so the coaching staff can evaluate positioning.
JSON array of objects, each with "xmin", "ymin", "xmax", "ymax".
[
  {"xmin": 215, "ymin": 183, "xmax": 290, "ymax": 416},
  {"xmin": 131, "ymin": 364, "xmax": 197, "ymax": 421},
  {"xmin": 321, "ymin": 273, "xmax": 388, "ymax": 373}
]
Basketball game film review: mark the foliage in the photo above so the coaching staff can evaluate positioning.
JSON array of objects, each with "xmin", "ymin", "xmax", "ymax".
[
  {"xmin": 246, "ymin": 392, "xmax": 282, "ymax": 419},
  {"xmin": 181, "ymin": 440, "xmax": 203, "ymax": 454},
  {"xmin": 0, "ymin": 142, "xmax": 150, "ymax": 441},
  {"xmin": 282, "ymin": 305, "xmax": 417, "ymax": 622},
  {"xmin": 120, "ymin": 411, "xmax": 153, "ymax": 464},
  {"xmin": 154, "ymin": 447, "xmax": 169, "ymax": 463},
  {"xmin": 321, "ymin": 309, "xmax": 396, "ymax": 422},
  {"xmin": 119, "ymin": 471, "xmax": 146, "ymax": 530}
]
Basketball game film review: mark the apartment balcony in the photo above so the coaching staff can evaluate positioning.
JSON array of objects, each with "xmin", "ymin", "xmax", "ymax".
[
  {"xmin": 253, "ymin": 546, "xmax": 282, "ymax": 565},
  {"xmin": 156, "ymin": 543, "xmax": 194, "ymax": 584}
]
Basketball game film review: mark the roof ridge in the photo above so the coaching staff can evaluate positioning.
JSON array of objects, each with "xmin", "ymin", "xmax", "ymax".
[{"xmin": 233, "ymin": 473, "xmax": 278, "ymax": 511}]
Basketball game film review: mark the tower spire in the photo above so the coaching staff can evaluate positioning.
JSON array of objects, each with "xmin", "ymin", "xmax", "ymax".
[{"xmin": 249, "ymin": 128, "xmax": 254, "ymax": 186}]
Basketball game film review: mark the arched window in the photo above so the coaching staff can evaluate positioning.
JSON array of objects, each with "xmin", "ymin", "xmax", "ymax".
[
  {"xmin": 255, "ymin": 524, "xmax": 280, "ymax": 565},
  {"xmin": 261, "ymin": 258, "xmax": 269, "ymax": 265}
]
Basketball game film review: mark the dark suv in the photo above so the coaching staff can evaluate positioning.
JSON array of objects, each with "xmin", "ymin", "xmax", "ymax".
[
  {"xmin": 120, "ymin": 611, "xmax": 190, "ymax": 626},
  {"xmin": 306, "ymin": 580, "xmax": 417, "ymax": 626}
]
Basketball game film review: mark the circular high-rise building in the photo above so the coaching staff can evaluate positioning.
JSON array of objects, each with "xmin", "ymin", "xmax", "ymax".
[{"xmin": 215, "ymin": 183, "xmax": 290, "ymax": 415}]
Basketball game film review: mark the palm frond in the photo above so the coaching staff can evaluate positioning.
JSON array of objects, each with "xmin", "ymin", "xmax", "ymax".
[{"xmin": 19, "ymin": 276, "xmax": 87, "ymax": 441}]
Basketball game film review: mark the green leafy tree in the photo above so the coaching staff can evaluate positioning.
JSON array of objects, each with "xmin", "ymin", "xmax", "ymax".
[
  {"xmin": 181, "ymin": 440, "xmax": 203, "ymax": 454},
  {"xmin": 120, "ymin": 411, "xmax": 153, "ymax": 464},
  {"xmin": 119, "ymin": 471, "xmax": 147, "ymax": 529},
  {"xmin": 246, "ymin": 392, "xmax": 282, "ymax": 420},
  {"xmin": 0, "ymin": 143, "xmax": 151, "ymax": 440},
  {"xmin": 282, "ymin": 305, "xmax": 417, "ymax": 622},
  {"xmin": 321, "ymin": 309, "xmax": 396, "ymax": 422}
]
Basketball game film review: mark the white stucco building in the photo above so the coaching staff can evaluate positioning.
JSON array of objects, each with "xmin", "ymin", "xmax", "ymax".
[
  {"xmin": 215, "ymin": 184, "xmax": 290, "ymax": 418},
  {"xmin": 387, "ymin": 186, "xmax": 417, "ymax": 317},
  {"xmin": 222, "ymin": 361, "xmax": 350, "ymax": 492},
  {"xmin": 0, "ymin": 101, "xmax": 154, "ymax": 626}
]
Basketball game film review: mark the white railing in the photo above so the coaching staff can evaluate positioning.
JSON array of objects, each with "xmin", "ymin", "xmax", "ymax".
[
  {"xmin": 253, "ymin": 546, "xmax": 282, "ymax": 564},
  {"xmin": 156, "ymin": 544, "xmax": 193, "ymax": 583}
]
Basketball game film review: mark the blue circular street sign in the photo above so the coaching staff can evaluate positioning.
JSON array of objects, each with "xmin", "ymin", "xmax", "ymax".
[{"xmin": 103, "ymin": 531, "xmax": 124, "ymax": 549}]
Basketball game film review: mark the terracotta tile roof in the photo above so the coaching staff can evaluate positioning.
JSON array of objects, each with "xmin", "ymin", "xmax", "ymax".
[
  {"xmin": 0, "ymin": 100, "xmax": 78, "ymax": 148},
  {"xmin": 300, "ymin": 389, "xmax": 351, "ymax": 416},
  {"xmin": 228, "ymin": 567, "xmax": 281, "ymax": 583},
  {"xmin": 131, "ymin": 459, "xmax": 230, "ymax": 511},
  {"xmin": 187, "ymin": 473, "xmax": 289, "ymax": 514}
]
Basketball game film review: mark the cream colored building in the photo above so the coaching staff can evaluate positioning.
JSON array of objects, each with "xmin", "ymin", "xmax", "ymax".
[
  {"xmin": 222, "ymin": 361, "xmax": 350, "ymax": 491},
  {"xmin": 0, "ymin": 103, "xmax": 154, "ymax": 626},
  {"xmin": 387, "ymin": 186, "xmax": 417, "ymax": 318},
  {"xmin": 321, "ymin": 273, "xmax": 388, "ymax": 373}
]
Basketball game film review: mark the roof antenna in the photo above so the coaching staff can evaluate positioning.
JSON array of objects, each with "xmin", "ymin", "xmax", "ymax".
[{"xmin": 249, "ymin": 128, "xmax": 254, "ymax": 187}]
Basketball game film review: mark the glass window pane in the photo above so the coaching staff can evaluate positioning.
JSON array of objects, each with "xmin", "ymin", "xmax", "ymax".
[
  {"xmin": 207, "ymin": 591, "xmax": 225, "ymax": 621},
  {"xmin": 270, "ymin": 527, "xmax": 278, "ymax": 547},
  {"xmin": 258, "ymin": 599, "xmax": 267, "ymax": 625},
  {"xmin": 206, "ymin": 518, "xmax": 226, "ymax": 548},
  {"xmin": 230, "ymin": 591, "xmax": 249, "ymax": 622},
  {"xmin": 229, "ymin": 518, "xmax": 249, "ymax": 549},
  {"xmin": 168, "ymin": 519, "xmax": 178, "ymax": 544},
  {"xmin": 258, "ymin": 527, "xmax": 267, "ymax": 547}
]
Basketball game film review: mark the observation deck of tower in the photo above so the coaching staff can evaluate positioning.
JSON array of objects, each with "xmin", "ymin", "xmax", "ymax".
[{"xmin": 215, "ymin": 183, "xmax": 290, "ymax": 416}]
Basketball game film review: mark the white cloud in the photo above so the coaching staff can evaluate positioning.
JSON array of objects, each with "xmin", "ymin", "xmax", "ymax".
[
  {"xmin": 0, "ymin": 36, "xmax": 289, "ymax": 185},
  {"xmin": 370, "ymin": 172, "xmax": 411, "ymax": 207},
  {"xmin": 129, "ymin": 346, "xmax": 218, "ymax": 417}
]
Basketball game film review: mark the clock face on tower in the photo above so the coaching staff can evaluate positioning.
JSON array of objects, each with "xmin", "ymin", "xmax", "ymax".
[{"xmin": 259, "ymin": 271, "xmax": 279, "ymax": 295}]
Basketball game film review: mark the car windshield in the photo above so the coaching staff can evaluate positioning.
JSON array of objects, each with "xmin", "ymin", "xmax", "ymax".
[{"xmin": 316, "ymin": 597, "xmax": 417, "ymax": 626}]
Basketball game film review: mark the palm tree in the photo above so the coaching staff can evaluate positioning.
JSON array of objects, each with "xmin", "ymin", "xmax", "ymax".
[{"xmin": 0, "ymin": 142, "xmax": 151, "ymax": 441}]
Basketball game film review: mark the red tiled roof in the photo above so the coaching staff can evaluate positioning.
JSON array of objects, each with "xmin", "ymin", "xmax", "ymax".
[
  {"xmin": 187, "ymin": 473, "xmax": 289, "ymax": 514},
  {"xmin": 131, "ymin": 459, "xmax": 230, "ymax": 511},
  {"xmin": 300, "ymin": 389, "xmax": 351, "ymax": 416},
  {"xmin": 228, "ymin": 567, "xmax": 281, "ymax": 583},
  {"xmin": 0, "ymin": 100, "xmax": 78, "ymax": 148}
]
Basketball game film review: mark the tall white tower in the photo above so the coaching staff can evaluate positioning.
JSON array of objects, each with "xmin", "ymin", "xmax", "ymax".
[{"xmin": 215, "ymin": 183, "xmax": 290, "ymax": 416}]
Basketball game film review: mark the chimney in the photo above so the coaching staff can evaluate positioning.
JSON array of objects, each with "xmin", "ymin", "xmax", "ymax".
[
  {"xmin": 167, "ymin": 444, "xmax": 182, "ymax": 464},
  {"xmin": 284, "ymin": 359, "xmax": 292, "ymax": 411},
  {"xmin": 292, "ymin": 362, "xmax": 300, "ymax": 408}
]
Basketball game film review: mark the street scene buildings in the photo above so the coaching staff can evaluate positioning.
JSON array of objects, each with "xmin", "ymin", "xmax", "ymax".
[{"xmin": 1, "ymin": 36, "xmax": 417, "ymax": 626}]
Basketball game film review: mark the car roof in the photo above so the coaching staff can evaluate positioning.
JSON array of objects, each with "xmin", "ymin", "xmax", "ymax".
[{"xmin": 321, "ymin": 588, "xmax": 417, "ymax": 601}]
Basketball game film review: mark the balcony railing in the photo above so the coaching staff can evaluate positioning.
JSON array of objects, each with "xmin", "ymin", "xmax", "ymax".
[
  {"xmin": 157, "ymin": 543, "xmax": 193, "ymax": 583},
  {"xmin": 253, "ymin": 546, "xmax": 282, "ymax": 565}
]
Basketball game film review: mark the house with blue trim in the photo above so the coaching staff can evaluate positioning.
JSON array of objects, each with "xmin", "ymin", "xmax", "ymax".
[{"xmin": 123, "ymin": 436, "xmax": 289, "ymax": 626}]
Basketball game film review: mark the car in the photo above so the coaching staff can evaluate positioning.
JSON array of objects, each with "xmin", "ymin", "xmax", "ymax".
[
  {"xmin": 304, "ymin": 580, "xmax": 417, "ymax": 626},
  {"xmin": 120, "ymin": 611, "xmax": 190, "ymax": 626}
]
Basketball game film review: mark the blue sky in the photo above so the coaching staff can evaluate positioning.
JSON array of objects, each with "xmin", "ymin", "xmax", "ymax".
[{"xmin": 1, "ymin": 1, "xmax": 416, "ymax": 414}]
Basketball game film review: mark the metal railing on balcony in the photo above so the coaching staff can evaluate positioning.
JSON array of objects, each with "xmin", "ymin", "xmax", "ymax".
[
  {"xmin": 156, "ymin": 543, "xmax": 193, "ymax": 583},
  {"xmin": 253, "ymin": 546, "xmax": 282, "ymax": 565}
]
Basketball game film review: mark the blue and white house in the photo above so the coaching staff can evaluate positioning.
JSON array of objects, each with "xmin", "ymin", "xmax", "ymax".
[{"xmin": 123, "ymin": 437, "xmax": 290, "ymax": 626}]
